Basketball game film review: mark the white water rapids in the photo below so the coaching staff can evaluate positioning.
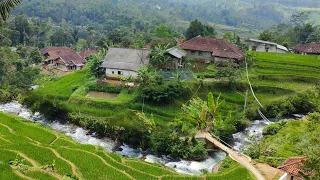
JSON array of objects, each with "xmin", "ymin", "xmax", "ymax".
[
  {"xmin": 232, "ymin": 120, "xmax": 272, "ymax": 151},
  {"xmin": 0, "ymin": 101, "xmax": 227, "ymax": 175}
]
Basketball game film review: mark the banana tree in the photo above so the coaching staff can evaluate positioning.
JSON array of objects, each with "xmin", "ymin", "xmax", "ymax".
[
  {"xmin": 0, "ymin": 0, "xmax": 21, "ymax": 21},
  {"xmin": 150, "ymin": 44, "xmax": 170, "ymax": 70},
  {"xmin": 182, "ymin": 92, "xmax": 223, "ymax": 131},
  {"xmin": 135, "ymin": 111, "xmax": 156, "ymax": 133}
]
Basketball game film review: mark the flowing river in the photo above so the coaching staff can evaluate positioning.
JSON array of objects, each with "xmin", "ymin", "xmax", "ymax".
[{"xmin": 0, "ymin": 101, "xmax": 226, "ymax": 175}]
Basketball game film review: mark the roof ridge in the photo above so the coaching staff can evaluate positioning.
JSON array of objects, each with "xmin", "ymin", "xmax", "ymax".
[
  {"xmin": 109, "ymin": 47, "xmax": 150, "ymax": 51},
  {"xmin": 278, "ymin": 156, "xmax": 307, "ymax": 169},
  {"xmin": 222, "ymin": 40, "xmax": 242, "ymax": 57}
]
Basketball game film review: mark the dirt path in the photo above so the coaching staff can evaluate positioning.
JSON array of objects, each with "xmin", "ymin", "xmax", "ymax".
[
  {"xmin": 29, "ymin": 142, "xmax": 82, "ymax": 179},
  {"xmin": 11, "ymin": 166, "xmax": 34, "ymax": 180},
  {"xmin": 50, "ymin": 136, "xmax": 59, "ymax": 146},
  {"xmin": 255, "ymin": 163, "xmax": 283, "ymax": 180},
  {"xmin": 196, "ymin": 132, "xmax": 265, "ymax": 180},
  {"xmin": 0, "ymin": 122, "xmax": 16, "ymax": 134},
  {"xmin": 6, "ymin": 150, "xmax": 64, "ymax": 180},
  {"xmin": 48, "ymin": 147, "xmax": 83, "ymax": 179},
  {"xmin": 0, "ymin": 135, "xmax": 12, "ymax": 143}
]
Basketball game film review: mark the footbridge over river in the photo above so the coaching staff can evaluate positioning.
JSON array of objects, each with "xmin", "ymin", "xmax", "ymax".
[{"xmin": 195, "ymin": 131, "xmax": 265, "ymax": 180}]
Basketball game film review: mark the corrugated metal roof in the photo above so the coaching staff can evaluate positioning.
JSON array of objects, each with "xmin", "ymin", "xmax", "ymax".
[
  {"xmin": 249, "ymin": 38, "xmax": 288, "ymax": 51},
  {"xmin": 167, "ymin": 47, "xmax": 187, "ymax": 58},
  {"xmin": 100, "ymin": 48, "xmax": 150, "ymax": 71}
]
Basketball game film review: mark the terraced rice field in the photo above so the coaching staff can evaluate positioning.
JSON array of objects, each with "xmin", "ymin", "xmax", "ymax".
[
  {"xmin": 248, "ymin": 52, "xmax": 320, "ymax": 104},
  {"xmin": 0, "ymin": 112, "xmax": 255, "ymax": 180}
]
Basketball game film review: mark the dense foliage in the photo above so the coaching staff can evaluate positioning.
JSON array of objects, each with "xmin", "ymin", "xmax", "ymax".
[
  {"xmin": 150, "ymin": 130, "xmax": 208, "ymax": 161},
  {"xmin": 258, "ymin": 12, "xmax": 320, "ymax": 47},
  {"xmin": 13, "ymin": 0, "xmax": 320, "ymax": 33},
  {"xmin": 0, "ymin": 46, "xmax": 41, "ymax": 102},
  {"xmin": 263, "ymin": 87, "xmax": 320, "ymax": 119}
]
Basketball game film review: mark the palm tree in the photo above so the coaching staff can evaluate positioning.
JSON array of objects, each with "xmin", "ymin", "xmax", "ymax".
[{"xmin": 0, "ymin": 0, "xmax": 21, "ymax": 21}]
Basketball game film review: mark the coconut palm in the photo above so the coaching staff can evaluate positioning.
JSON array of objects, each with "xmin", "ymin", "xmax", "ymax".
[{"xmin": 0, "ymin": 0, "xmax": 21, "ymax": 21}]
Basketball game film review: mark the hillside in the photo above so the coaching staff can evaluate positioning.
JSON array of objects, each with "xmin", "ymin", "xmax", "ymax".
[
  {"xmin": 248, "ymin": 52, "xmax": 320, "ymax": 105},
  {"xmin": 0, "ymin": 112, "xmax": 255, "ymax": 180},
  {"xmin": 13, "ymin": 0, "xmax": 320, "ymax": 36},
  {"xmin": 24, "ymin": 52, "xmax": 320, "ymax": 145}
]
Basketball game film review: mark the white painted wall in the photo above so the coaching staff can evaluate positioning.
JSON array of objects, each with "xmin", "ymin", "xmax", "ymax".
[
  {"xmin": 279, "ymin": 173, "xmax": 304, "ymax": 180},
  {"xmin": 105, "ymin": 68, "xmax": 138, "ymax": 77},
  {"xmin": 249, "ymin": 43, "xmax": 286, "ymax": 53}
]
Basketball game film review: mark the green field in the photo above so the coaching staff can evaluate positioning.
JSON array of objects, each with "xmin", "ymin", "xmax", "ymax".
[
  {"xmin": 25, "ymin": 52, "xmax": 320, "ymax": 143},
  {"xmin": 247, "ymin": 52, "xmax": 320, "ymax": 105},
  {"xmin": 0, "ymin": 112, "xmax": 255, "ymax": 180}
]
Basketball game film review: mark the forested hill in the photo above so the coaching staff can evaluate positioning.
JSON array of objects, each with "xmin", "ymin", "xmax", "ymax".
[{"xmin": 13, "ymin": 0, "xmax": 320, "ymax": 34}]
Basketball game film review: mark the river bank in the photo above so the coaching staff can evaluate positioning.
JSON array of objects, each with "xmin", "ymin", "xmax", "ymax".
[{"xmin": 0, "ymin": 101, "xmax": 227, "ymax": 175}]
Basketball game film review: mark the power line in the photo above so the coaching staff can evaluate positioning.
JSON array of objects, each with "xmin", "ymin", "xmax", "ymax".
[{"xmin": 245, "ymin": 58, "xmax": 271, "ymax": 122}]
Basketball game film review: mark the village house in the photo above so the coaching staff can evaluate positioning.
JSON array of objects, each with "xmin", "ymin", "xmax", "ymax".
[
  {"xmin": 165, "ymin": 47, "xmax": 187, "ymax": 69},
  {"xmin": 292, "ymin": 43, "xmax": 320, "ymax": 55},
  {"xmin": 179, "ymin": 36, "xmax": 244, "ymax": 64},
  {"xmin": 79, "ymin": 49, "xmax": 98, "ymax": 62},
  {"xmin": 278, "ymin": 156, "xmax": 311, "ymax": 180},
  {"xmin": 41, "ymin": 47, "xmax": 86, "ymax": 71},
  {"xmin": 100, "ymin": 48, "xmax": 150, "ymax": 77},
  {"xmin": 248, "ymin": 39, "xmax": 288, "ymax": 53}
]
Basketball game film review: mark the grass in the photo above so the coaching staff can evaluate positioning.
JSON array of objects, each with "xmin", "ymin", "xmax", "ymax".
[
  {"xmin": 246, "ymin": 52, "xmax": 320, "ymax": 107},
  {"xmin": 35, "ymin": 70, "xmax": 91, "ymax": 101},
  {"xmin": 0, "ymin": 112, "xmax": 255, "ymax": 179},
  {"xmin": 257, "ymin": 119, "xmax": 320, "ymax": 167},
  {"xmin": 26, "ymin": 52, "xmax": 320, "ymax": 144}
]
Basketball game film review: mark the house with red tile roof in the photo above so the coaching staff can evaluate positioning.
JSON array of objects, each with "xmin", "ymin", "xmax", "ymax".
[
  {"xmin": 79, "ymin": 49, "xmax": 97, "ymax": 61},
  {"xmin": 41, "ymin": 47, "xmax": 86, "ymax": 71},
  {"xmin": 278, "ymin": 156, "xmax": 311, "ymax": 180},
  {"xmin": 292, "ymin": 43, "xmax": 320, "ymax": 55},
  {"xmin": 179, "ymin": 36, "xmax": 244, "ymax": 65}
]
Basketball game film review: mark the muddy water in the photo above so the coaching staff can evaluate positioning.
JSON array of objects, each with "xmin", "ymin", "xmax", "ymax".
[{"xmin": 86, "ymin": 91, "xmax": 118, "ymax": 99}]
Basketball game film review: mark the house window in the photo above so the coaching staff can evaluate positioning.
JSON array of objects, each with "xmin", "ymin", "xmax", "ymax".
[
  {"xmin": 265, "ymin": 45, "xmax": 270, "ymax": 52},
  {"xmin": 252, "ymin": 46, "xmax": 257, "ymax": 51},
  {"xmin": 112, "ymin": 71, "xmax": 114, "ymax": 74},
  {"xmin": 191, "ymin": 50, "xmax": 196, "ymax": 55},
  {"xmin": 118, "ymin": 71, "xmax": 122, "ymax": 75}
]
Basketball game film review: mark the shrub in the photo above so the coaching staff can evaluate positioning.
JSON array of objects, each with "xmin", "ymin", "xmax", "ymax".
[
  {"xmin": 142, "ymin": 83, "xmax": 190, "ymax": 103},
  {"xmin": 307, "ymin": 112, "xmax": 320, "ymax": 123},
  {"xmin": 150, "ymin": 130, "xmax": 207, "ymax": 161},
  {"xmin": 263, "ymin": 124, "xmax": 282, "ymax": 136},
  {"xmin": 87, "ymin": 82, "xmax": 122, "ymax": 94}
]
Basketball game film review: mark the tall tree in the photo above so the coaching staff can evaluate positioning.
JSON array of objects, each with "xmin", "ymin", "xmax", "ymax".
[
  {"xmin": 0, "ymin": 0, "xmax": 21, "ymax": 21},
  {"xmin": 185, "ymin": 19, "xmax": 205, "ymax": 40},
  {"xmin": 154, "ymin": 24, "xmax": 171, "ymax": 38},
  {"xmin": 185, "ymin": 19, "xmax": 216, "ymax": 40}
]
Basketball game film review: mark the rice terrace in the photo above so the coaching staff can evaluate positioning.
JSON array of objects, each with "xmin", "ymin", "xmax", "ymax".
[
  {"xmin": 1, "ymin": 0, "xmax": 320, "ymax": 179},
  {"xmin": 0, "ymin": 112, "xmax": 254, "ymax": 180}
]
